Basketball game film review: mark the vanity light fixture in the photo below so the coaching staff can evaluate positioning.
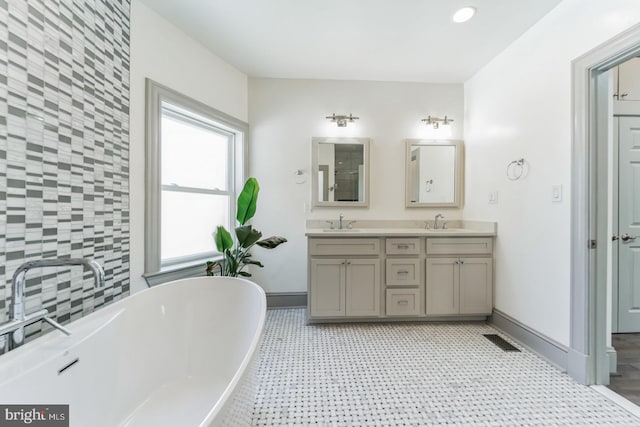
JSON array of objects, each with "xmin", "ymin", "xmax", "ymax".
[
  {"xmin": 326, "ymin": 113, "xmax": 359, "ymax": 127},
  {"xmin": 421, "ymin": 115, "xmax": 454, "ymax": 129},
  {"xmin": 452, "ymin": 6, "xmax": 476, "ymax": 23}
]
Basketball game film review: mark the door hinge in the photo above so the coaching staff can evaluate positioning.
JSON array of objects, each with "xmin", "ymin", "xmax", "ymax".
[{"xmin": 589, "ymin": 240, "xmax": 597, "ymax": 249}]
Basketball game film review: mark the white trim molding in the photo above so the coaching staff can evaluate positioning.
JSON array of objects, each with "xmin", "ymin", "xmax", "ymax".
[
  {"xmin": 571, "ymin": 23, "xmax": 640, "ymax": 385},
  {"xmin": 490, "ymin": 310, "xmax": 569, "ymax": 371}
]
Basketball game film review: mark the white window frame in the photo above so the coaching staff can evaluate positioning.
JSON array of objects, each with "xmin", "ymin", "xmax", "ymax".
[{"xmin": 144, "ymin": 79, "xmax": 248, "ymax": 285}]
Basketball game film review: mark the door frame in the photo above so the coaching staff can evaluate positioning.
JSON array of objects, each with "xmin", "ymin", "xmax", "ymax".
[{"xmin": 571, "ymin": 23, "xmax": 640, "ymax": 385}]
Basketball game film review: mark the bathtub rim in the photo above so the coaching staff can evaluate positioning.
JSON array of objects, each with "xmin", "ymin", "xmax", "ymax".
[
  {"xmin": 163, "ymin": 276, "xmax": 266, "ymax": 426},
  {"xmin": 0, "ymin": 275, "xmax": 267, "ymax": 427}
]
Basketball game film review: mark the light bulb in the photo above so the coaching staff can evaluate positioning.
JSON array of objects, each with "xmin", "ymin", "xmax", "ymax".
[{"xmin": 453, "ymin": 6, "xmax": 476, "ymax": 23}]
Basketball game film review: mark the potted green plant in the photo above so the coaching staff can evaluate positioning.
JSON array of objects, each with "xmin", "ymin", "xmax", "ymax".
[{"xmin": 206, "ymin": 177, "xmax": 287, "ymax": 277}]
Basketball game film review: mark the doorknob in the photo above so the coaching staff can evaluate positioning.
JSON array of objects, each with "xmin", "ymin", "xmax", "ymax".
[{"xmin": 621, "ymin": 233, "xmax": 637, "ymax": 242}]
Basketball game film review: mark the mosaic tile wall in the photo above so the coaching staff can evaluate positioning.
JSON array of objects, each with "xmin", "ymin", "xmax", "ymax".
[{"xmin": 0, "ymin": 0, "xmax": 130, "ymax": 346}]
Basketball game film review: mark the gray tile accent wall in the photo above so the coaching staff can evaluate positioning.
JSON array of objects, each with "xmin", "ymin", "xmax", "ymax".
[{"xmin": 0, "ymin": 0, "xmax": 130, "ymax": 347}]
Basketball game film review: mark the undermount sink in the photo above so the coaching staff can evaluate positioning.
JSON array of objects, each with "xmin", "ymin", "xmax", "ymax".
[
  {"xmin": 322, "ymin": 228, "xmax": 361, "ymax": 232},
  {"xmin": 429, "ymin": 228, "xmax": 465, "ymax": 232}
]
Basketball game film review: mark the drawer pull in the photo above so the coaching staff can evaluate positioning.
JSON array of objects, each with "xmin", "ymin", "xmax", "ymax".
[
  {"xmin": 397, "ymin": 270, "xmax": 409, "ymax": 274},
  {"xmin": 397, "ymin": 245, "xmax": 409, "ymax": 249},
  {"xmin": 397, "ymin": 300, "xmax": 409, "ymax": 305}
]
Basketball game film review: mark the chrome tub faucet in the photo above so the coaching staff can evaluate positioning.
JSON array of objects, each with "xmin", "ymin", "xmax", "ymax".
[{"xmin": 2, "ymin": 258, "xmax": 105, "ymax": 351}]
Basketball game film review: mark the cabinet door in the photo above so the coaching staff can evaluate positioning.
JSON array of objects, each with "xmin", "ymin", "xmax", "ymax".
[
  {"xmin": 345, "ymin": 259, "xmax": 381, "ymax": 316},
  {"xmin": 310, "ymin": 258, "xmax": 346, "ymax": 317},
  {"xmin": 426, "ymin": 258, "xmax": 459, "ymax": 315},
  {"xmin": 459, "ymin": 257, "xmax": 493, "ymax": 315},
  {"xmin": 618, "ymin": 57, "xmax": 640, "ymax": 101}
]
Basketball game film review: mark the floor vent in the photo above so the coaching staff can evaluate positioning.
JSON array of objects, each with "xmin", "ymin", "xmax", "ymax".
[{"xmin": 483, "ymin": 334, "xmax": 521, "ymax": 352}]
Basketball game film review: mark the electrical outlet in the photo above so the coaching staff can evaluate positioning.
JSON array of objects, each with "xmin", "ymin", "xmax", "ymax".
[
  {"xmin": 488, "ymin": 191, "xmax": 498, "ymax": 204},
  {"xmin": 303, "ymin": 202, "xmax": 311, "ymax": 213},
  {"xmin": 552, "ymin": 185, "xmax": 562, "ymax": 202}
]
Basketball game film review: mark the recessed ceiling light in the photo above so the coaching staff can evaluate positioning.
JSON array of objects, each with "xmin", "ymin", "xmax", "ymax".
[{"xmin": 452, "ymin": 6, "xmax": 476, "ymax": 23}]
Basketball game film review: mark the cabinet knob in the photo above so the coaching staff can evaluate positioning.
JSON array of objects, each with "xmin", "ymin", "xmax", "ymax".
[
  {"xmin": 346, "ymin": 261, "xmax": 351, "ymax": 265},
  {"xmin": 460, "ymin": 260, "xmax": 464, "ymax": 264},
  {"xmin": 620, "ymin": 93, "xmax": 628, "ymax": 98}
]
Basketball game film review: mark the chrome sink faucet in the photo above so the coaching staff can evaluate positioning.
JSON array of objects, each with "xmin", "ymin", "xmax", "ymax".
[
  {"xmin": 434, "ymin": 214, "xmax": 445, "ymax": 230},
  {"xmin": 338, "ymin": 213, "xmax": 344, "ymax": 230},
  {"xmin": 3, "ymin": 258, "xmax": 105, "ymax": 351}
]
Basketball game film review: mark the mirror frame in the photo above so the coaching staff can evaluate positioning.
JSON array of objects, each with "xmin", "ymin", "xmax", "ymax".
[
  {"xmin": 312, "ymin": 137, "xmax": 370, "ymax": 207},
  {"xmin": 405, "ymin": 139, "xmax": 464, "ymax": 208}
]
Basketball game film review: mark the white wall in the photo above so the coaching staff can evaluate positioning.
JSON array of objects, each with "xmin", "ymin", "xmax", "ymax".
[
  {"xmin": 129, "ymin": 0, "xmax": 248, "ymax": 293},
  {"xmin": 249, "ymin": 78, "xmax": 463, "ymax": 294},
  {"xmin": 464, "ymin": 0, "xmax": 640, "ymax": 346}
]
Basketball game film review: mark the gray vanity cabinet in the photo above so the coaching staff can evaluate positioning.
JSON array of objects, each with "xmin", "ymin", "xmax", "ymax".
[
  {"xmin": 308, "ymin": 238, "xmax": 381, "ymax": 318},
  {"xmin": 425, "ymin": 238, "xmax": 493, "ymax": 316},
  {"xmin": 309, "ymin": 258, "xmax": 346, "ymax": 317},
  {"xmin": 307, "ymin": 233, "xmax": 494, "ymax": 322}
]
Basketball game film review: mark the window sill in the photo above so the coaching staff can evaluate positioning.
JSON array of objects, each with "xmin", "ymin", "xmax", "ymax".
[{"xmin": 143, "ymin": 256, "xmax": 221, "ymax": 287}]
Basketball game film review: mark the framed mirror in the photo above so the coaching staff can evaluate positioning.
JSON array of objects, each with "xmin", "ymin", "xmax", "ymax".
[
  {"xmin": 312, "ymin": 137, "xmax": 370, "ymax": 207},
  {"xmin": 405, "ymin": 139, "xmax": 464, "ymax": 208}
]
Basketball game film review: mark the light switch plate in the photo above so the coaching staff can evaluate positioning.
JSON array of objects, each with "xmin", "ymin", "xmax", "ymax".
[
  {"xmin": 552, "ymin": 185, "xmax": 562, "ymax": 202},
  {"xmin": 488, "ymin": 191, "xmax": 498, "ymax": 204}
]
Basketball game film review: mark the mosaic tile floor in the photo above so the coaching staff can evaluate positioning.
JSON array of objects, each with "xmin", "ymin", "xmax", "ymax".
[{"xmin": 251, "ymin": 308, "xmax": 640, "ymax": 426}]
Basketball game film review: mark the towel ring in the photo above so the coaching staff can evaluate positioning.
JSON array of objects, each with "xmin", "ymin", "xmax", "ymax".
[{"xmin": 507, "ymin": 159, "xmax": 525, "ymax": 181}]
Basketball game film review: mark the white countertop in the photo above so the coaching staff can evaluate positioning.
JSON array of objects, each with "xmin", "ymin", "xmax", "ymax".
[{"xmin": 305, "ymin": 220, "xmax": 497, "ymax": 237}]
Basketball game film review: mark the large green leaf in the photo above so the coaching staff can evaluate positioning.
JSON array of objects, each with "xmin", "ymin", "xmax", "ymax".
[
  {"xmin": 256, "ymin": 236, "xmax": 288, "ymax": 249},
  {"xmin": 214, "ymin": 226, "xmax": 233, "ymax": 252},
  {"xmin": 235, "ymin": 225, "xmax": 262, "ymax": 248},
  {"xmin": 236, "ymin": 178, "xmax": 260, "ymax": 225}
]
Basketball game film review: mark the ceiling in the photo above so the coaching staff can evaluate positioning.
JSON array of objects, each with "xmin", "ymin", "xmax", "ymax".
[{"xmin": 139, "ymin": 0, "xmax": 562, "ymax": 83}]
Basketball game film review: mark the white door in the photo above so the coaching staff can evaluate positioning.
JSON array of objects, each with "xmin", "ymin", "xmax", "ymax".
[{"xmin": 618, "ymin": 116, "xmax": 640, "ymax": 332}]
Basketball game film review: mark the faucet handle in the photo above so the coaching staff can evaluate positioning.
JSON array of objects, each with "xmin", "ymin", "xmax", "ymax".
[
  {"xmin": 325, "ymin": 220, "xmax": 334, "ymax": 229},
  {"xmin": 43, "ymin": 316, "xmax": 72, "ymax": 336},
  {"xmin": 346, "ymin": 221, "xmax": 356, "ymax": 229},
  {"xmin": 424, "ymin": 221, "xmax": 431, "ymax": 230}
]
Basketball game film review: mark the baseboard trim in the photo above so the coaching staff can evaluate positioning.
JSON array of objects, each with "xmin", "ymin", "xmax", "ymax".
[
  {"xmin": 608, "ymin": 346, "xmax": 618, "ymax": 374},
  {"xmin": 489, "ymin": 309, "xmax": 569, "ymax": 372},
  {"xmin": 266, "ymin": 292, "xmax": 307, "ymax": 308}
]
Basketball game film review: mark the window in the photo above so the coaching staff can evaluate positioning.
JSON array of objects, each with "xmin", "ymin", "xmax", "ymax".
[{"xmin": 145, "ymin": 79, "xmax": 248, "ymax": 282}]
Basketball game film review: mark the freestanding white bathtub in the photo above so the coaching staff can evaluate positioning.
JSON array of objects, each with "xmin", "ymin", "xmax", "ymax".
[{"xmin": 0, "ymin": 276, "xmax": 266, "ymax": 427}]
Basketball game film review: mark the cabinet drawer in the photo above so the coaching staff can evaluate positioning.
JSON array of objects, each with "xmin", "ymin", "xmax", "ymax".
[
  {"xmin": 386, "ymin": 258, "xmax": 420, "ymax": 286},
  {"xmin": 386, "ymin": 289, "xmax": 421, "ymax": 316},
  {"xmin": 426, "ymin": 237, "xmax": 493, "ymax": 255},
  {"xmin": 385, "ymin": 238, "xmax": 421, "ymax": 255},
  {"xmin": 309, "ymin": 238, "xmax": 380, "ymax": 256}
]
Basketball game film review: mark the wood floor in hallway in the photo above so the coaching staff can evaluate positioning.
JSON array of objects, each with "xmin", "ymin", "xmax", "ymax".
[{"xmin": 610, "ymin": 333, "xmax": 640, "ymax": 406}]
